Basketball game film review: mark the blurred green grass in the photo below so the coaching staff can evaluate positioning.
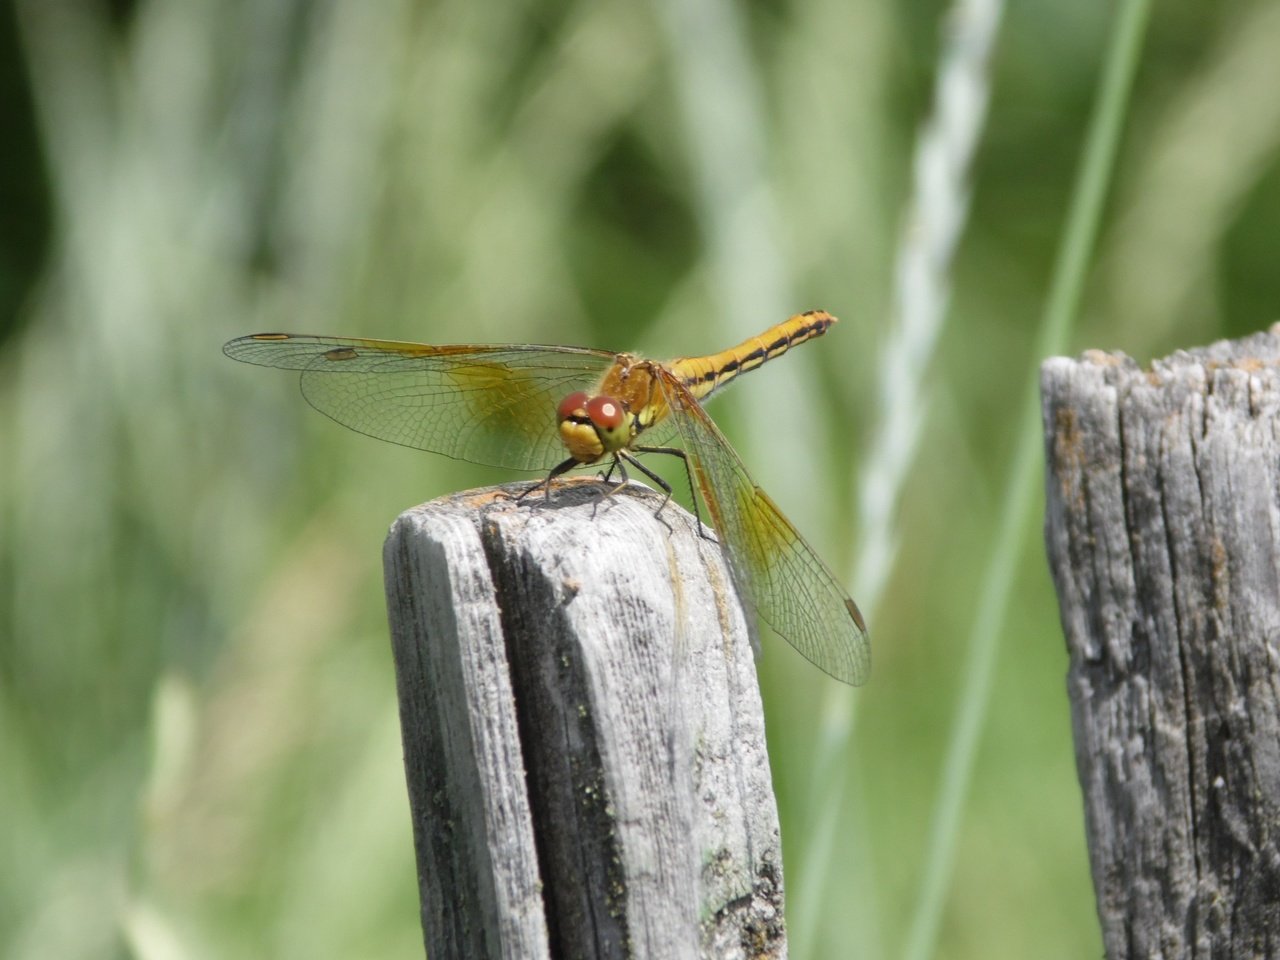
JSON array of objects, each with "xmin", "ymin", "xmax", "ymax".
[{"xmin": 3, "ymin": 1, "xmax": 1280, "ymax": 958}]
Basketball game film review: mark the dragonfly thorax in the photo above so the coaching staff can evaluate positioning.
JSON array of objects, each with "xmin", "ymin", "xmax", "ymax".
[{"xmin": 557, "ymin": 390, "xmax": 633, "ymax": 463}]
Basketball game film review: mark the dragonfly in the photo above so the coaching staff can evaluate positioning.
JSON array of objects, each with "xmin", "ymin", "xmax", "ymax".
[{"xmin": 223, "ymin": 310, "xmax": 870, "ymax": 685}]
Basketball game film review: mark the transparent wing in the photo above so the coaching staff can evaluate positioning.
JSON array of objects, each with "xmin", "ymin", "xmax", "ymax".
[
  {"xmin": 654, "ymin": 368, "xmax": 870, "ymax": 685},
  {"xmin": 224, "ymin": 334, "xmax": 617, "ymax": 471}
]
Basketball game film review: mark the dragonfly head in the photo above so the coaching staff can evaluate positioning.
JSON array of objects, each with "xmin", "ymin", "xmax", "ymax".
[{"xmin": 557, "ymin": 391, "xmax": 631, "ymax": 463}]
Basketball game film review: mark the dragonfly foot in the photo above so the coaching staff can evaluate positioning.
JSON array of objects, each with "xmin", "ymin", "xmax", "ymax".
[{"xmin": 514, "ymin": 481, "xmax": 549, "ymax": 505}]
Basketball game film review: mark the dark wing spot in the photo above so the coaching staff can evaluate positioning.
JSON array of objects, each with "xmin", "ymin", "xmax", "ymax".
[
  {"xmin": 324, "ymin": 347, "xmax": 359, "ymax": 361},
  {"xmin": 845, "ymin": 597, "xmax": 868, "ymax": 633},
  {"xmin": 251, "ymin": 333, "xmax": 292, "ymax": 341}
]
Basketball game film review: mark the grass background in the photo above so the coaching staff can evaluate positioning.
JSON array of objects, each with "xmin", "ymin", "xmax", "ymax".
[{"xmin": 3, "ymin": 1, "xmax": 1279, "ymax": 958}]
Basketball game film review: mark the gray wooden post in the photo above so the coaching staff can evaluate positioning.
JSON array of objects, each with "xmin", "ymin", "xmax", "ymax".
[
  {"xmin": 1041, "ymin": 328, "xmax": 1280, "ymax": 959},
  {"xmin": 382, "ymin": 479, "xmax": 786, "ymax": 960}
]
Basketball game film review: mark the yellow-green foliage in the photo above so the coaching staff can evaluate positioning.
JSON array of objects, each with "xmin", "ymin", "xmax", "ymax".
[{"xmin": 2, "ymin": 1, "xmax": 1277, "ymax": 958}]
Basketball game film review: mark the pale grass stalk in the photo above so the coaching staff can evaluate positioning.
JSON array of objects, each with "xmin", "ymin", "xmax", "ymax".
[
  {"xmin": 850, "ymin": 0, "xmax": 1005, "ymax": 615},
  {"xmin": 902, "ymin": 0, "xmax": 1152, "ymax": 957},
  {"xmin": 794, "ymin": 0, "xmax": 1004, "ymax": 954}
]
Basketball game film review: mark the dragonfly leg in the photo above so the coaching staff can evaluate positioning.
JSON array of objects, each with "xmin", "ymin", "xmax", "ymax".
[
  {"xmin": 518, "ymin": 456, "xmax": 580, "ymax": 504},
  {"xmin": 630, "ymin": 445, "xmax": 710, "ymax": 539},
  {"xmin": 604, "ymin": 454, "xmax": 631, "ymax": 497},
  {"xmin": 617, "ymin": 448, "xmax": 670, "ymax": 504},
  {"xmin": 620, "ymin": 446, "xmax": 712, "ymax": 539}
]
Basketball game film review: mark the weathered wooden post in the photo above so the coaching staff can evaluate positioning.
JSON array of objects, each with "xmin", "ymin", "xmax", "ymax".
[
  {"xmin": 383, "ymin": 478, "xmax": 786, "ymax": 960},
  {"xmin": 1042, "ymin": 328, "xmax": 1280, "ymax": 958}
]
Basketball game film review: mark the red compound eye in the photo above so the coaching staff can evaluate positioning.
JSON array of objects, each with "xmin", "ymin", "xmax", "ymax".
[
  {"xmin": 586, "ymin": 395, "xmax": 625, "ymax": 430},
  {"xmin": 557, "ymin": 391, "xmax": 589, "ymax": 420}
]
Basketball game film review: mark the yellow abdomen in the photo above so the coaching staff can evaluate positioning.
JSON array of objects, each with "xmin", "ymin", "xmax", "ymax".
[{"xmin": 669, "ymin": 310, "xmax": 836, "ymax": 402}]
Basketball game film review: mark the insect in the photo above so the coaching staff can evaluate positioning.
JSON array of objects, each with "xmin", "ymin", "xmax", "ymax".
[{"xmin": 224, "ymin": 310, "xmax": 869, "ymax": 684}]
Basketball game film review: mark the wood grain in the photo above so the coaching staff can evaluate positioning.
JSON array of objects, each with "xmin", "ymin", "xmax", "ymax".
[
  {"xmin": 1042, "ymin": 328, "xmax": 1280, "ymax": 958},
  {"xmin": 383, "ymin": 479, "xmax": 786, "ymax": 960}
]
